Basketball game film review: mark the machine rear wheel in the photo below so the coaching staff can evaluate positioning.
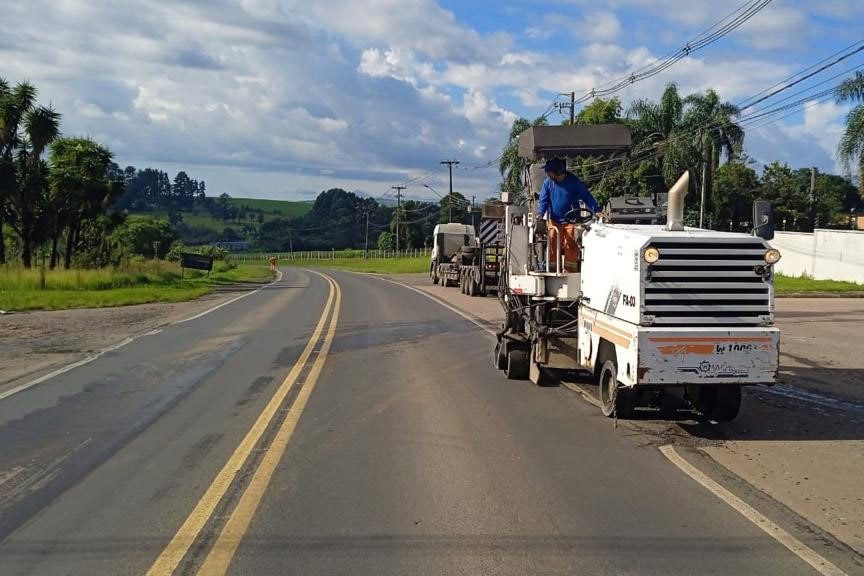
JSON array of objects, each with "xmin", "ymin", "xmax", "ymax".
[
  {"xmin": 505, "ymin": 348, "xmax": 529, "ymax": 380},
  {"xmin": 598, "ymin": 360, "xmax": 635, "ymax": 418},
  {"xmin": 697, "ymin": 385, "xmax": 741, "ymax": 421}
]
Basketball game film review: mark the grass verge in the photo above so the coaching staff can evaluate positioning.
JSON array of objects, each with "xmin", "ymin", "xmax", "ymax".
[
  {"xmin": 278, "ymin": 256, "xmax": 428, "ymax": 274},
  {"xmin": 0, "ymin": 262, "xmax": 273, "ymax": 311},
  {"xmin": 775, "ymin": 274, "xmax": 864, "ymax": 294}
]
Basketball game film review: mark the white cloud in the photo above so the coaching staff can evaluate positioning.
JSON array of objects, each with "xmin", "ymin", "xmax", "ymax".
[
  {"xmin": 776, "ymin": 101, "xmax": 849, "ymax": 172},
  {"xmin": 0, "ymin": 0, "xmax": 848, "ymax": 201}
]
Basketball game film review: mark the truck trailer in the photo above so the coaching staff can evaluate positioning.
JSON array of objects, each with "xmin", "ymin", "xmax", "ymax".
[
  {"xmin": 430, "ymin": 223, "xmax": 477, "ymax": 287},
  {"xmin": 493, "ymin": 125, "xmax": 781, "ymax": 421}
]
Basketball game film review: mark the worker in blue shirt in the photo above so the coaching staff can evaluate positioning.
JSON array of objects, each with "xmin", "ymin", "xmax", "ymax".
[
  {"xmin": 537, "ymin": 158, "xmax": 599, "ymax": 221},
  {"xmin": 536, "ymin": 158, "xmax": 600, "ymax": 271}
]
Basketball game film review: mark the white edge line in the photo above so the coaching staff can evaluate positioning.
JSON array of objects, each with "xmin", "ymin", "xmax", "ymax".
[
  {"xmin": 659, "ymin": 444, "xmax": 848, "ymax": 576},
  {"xmin": 173, "ymin": 269, "xmax": 282, "ymax": 324},
  {"xmin": 0, "ymin": 269, "xmax": 284, "ymax": 402},
  {"xmin": 372, "ymin": 275, "xmax": 496, "ymax": 337}
]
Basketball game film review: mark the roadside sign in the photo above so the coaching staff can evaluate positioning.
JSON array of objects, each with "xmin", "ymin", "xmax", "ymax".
[{"xmin": 180, "ymin": 253, "xmax": 214, "ymax": 277}]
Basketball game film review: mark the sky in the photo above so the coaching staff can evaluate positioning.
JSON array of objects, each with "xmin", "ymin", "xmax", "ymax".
[{"xmin": 1, "ymin": 0, "xmax": 862, "ymax": 203}]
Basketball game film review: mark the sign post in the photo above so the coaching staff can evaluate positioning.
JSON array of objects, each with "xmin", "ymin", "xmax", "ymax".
[{"xmin": 180, "ymin": 253, "xmax": 214, "ymax": 278}]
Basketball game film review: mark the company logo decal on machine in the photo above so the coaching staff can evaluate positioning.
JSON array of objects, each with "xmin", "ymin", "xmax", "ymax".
[{"xmin": 678, "ymin": 362, "xmax": 748, "ymax": 378}]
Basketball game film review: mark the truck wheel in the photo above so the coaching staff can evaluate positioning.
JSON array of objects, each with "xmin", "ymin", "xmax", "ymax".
[
  {"xmin": 470, "ymin": 278, "xmax": 480, "ymax": 297},
  {"xmin": 493, "ymin": 341, "xmax": 507, "ymax": 370},
  {"xmin": 505, "ymin": 348, "xmax": 529, "ymax": 380},
  {"xmin": 432, "ymin": 271, "xmax": 439, "ymax": 285},
  {"xmin": 699, "ymin": 385, "xmax": 741, "ymax": 421},
  {"xmin": 598, "ymin": 360, "xmax": 635, "ymax": 418}
]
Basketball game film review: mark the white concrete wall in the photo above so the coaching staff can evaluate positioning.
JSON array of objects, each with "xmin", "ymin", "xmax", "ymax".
[{"xmin": 770, "ymin": 230, "xmax": 864, "ymax": 283}]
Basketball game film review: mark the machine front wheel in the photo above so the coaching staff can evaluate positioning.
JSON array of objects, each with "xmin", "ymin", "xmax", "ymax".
[
  {"xmin": 598, "ymin": 360, "xmax": 635, "ymax": 418},
  {"xmin": 505, "ymin": 348, "xmax": 529, "ymax": 380}
]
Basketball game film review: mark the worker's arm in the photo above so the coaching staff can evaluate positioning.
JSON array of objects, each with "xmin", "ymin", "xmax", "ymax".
[
  {"xmin": 537, "ymin": 178, "xmax": 551, "ymax": 219},
  {"xmin": 576, "ymin": 179, "xmax": 600, "ymax": 213}
]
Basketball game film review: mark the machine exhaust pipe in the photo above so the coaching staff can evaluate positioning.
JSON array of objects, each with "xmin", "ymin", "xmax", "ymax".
[{"xmin": 666, "ymin": 171, "xmax": 689, "ymax": 231}]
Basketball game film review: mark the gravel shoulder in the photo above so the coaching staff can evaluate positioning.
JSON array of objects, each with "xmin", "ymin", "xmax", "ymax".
[
  {"xmin": 0, "ymin": 287, "xmax": 256, "ymax": 392},
  {"xmin": 388, "ymin": 272, "xmax": 864, "ymax": 557}
]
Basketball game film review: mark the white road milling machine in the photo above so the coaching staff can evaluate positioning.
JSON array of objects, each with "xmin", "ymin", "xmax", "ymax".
[{"xmin": 492, "ymin": 125, "xmax": 781, "ymax": 421}]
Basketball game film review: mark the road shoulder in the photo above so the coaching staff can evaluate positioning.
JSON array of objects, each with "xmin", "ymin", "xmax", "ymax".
[{"xmin": 0, "ymin": 285, "xmax": 265, "ymax": 394}]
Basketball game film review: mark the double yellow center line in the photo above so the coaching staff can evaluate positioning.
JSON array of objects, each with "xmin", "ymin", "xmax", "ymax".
[{"xmin": 146, "ymin": 271, "xmax": 341, "ymax": 576}]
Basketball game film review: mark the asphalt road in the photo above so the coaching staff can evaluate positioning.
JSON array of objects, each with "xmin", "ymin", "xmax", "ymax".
[{"xmin": 0, "ymin": 268, "xmax": 837, "ymax": 575}]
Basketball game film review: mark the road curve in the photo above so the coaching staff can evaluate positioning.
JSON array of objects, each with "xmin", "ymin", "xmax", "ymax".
[{"xmin": 0, "ymin": 268, "xmax": 826, "ymax": 575}]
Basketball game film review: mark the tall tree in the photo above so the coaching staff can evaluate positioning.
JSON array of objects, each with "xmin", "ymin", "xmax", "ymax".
[
  {"xmin": 836, "ymin": 71, "xmax": 864, "ymax": 196},
  {"xmin": 0, "ymin": 79, "xmax": 61, "ymax": 267},
  {"xmin": 49, "ymin": 137, "xmax": 117, "ymax": 268},
  {"xmin": 627, "ymin": 83, "xmax": 695, "ymax": 187},
  {"xmin": 761, "ymin": 162, "xmax": 809, "ymax": 230},
  {"xmin": 682, "ymin": 88, "xmax": 744, "ymax": 223},
  {"xmin": 573, "ymin": 97, "xmax": 623, "ymax": 125},
  {"xmin": 712, "ymin": 162, "xmax": 760, "ymax": 231},
  {"xmin": 499, "ymin": 115, "xmax": 548, "ymax": 202}
]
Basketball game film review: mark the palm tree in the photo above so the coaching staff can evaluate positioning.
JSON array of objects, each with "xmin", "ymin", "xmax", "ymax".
[
  {"xmin": 0, "ymin": 79, "xmax": 39, "ymax": 264},
  {"xmin": 0, "ymin": 79, "xmax": 60, "ymax": 267},
  {"xmin": 499, "ymin": 115, "xmax": 547, "ymax": 203},
  {"xmin": 836, "ymin": 71, "xmax": 864, "ymax": 195},
  {"xmin": 627, "ymin": 83, "xmax": 695, "ymax": 187},
  {"xmin": 682, "ymin": 89, "xmax": 744, "ymax": 227}
]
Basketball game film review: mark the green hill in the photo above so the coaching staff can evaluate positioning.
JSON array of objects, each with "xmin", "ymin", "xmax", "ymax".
[
  {"xmin": 228, "ymin": 198, "xmax": 312, "ymax": 218},
  {"xmin": 129, "ymin": 197, "xmax": 313, "ymax": 243}
]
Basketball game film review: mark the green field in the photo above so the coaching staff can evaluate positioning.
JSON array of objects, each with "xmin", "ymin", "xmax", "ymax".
[
  {"xmin": 0, "ymin": 262, "xmax": 273, "ymax": 311},
  {"xmin": 229, "ymin": 197, "xmax": 312, "ymax": 218},
  {"xmin": 132, "ymin": 198, "xmax": 312, "ymax": 234},
  {"xmin": 279, "ymin": 256, "xmax": 428, "ymax": 274},
  {"xmin": 775, "ymin": 274, "xmax": 864, "ymax": 294}
]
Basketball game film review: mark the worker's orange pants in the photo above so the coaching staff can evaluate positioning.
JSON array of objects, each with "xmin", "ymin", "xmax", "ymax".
[{"xmin": 548, "ymin": 220, "xmax": 580, "ymax": 272}]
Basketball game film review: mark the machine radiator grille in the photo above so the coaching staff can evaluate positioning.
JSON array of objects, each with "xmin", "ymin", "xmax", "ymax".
[{"xmin": 642, "ymin": 238, "xmax": 771, "ymax": 326}]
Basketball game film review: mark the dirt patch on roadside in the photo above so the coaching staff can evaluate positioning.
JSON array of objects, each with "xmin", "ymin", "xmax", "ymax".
[{"xmin": 0, "ymin": 289, "xmax": 254, "ymax": 388}]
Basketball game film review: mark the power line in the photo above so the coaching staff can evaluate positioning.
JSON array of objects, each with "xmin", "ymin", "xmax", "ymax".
[{"xmin": 561, "ymin": 0, "xmax": 773, "ymax": 108}]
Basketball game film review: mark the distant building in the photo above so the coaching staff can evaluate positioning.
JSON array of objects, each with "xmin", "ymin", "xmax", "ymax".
[
  {"xmin": 856, "ymin": 213, "xmax": 864, "ymax": 231},
  {"xmin": 215, "ymin": 241, "xmax": 251, "ymax": 251}
]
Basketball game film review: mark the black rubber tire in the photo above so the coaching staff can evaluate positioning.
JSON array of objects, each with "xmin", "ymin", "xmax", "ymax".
[
  {"xmin": 505, "ymin": 348, "xmax": 529, "ymax": 380},
  {"xmin": 493, "ymin": 341, "xmax": 507, "ymax": 370},
  {"xmin": 706, "ymin": 385, "xmax": 742, "ymax": 421},
  {"xmin": 432, "ymin": 271, "xmax": 439, "ymax": 285},
  {"xmin": 598, "ymin": 359, "xmax": 635, "ymax": 418}
]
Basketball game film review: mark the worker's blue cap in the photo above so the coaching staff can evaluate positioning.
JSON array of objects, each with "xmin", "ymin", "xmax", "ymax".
[{"xmin": 540, "ymin": 158, "xmax": 565, "ymax": 173}]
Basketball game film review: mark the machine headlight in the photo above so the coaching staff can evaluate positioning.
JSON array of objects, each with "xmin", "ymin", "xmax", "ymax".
[
  {"xmin": 643, "ymin": 247, "xmax": 660, "ymax": 263},
  {"xmin": 764, "ymin": 249, "xmax": 781, "ymax": 265}
]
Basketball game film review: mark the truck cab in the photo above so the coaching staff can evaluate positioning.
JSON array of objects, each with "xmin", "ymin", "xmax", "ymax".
[{"xmin": 430, "ymin": 223, "xmax": 476, "ymax": 287}]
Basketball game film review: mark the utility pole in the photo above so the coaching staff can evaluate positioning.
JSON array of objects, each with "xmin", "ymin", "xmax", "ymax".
[
  {"xmin": 699, "ymin": 161, "xmax": 707, "ymax": 229},
  {"xmin": 809, "ymin": 166, "xmax": 818, "ymax": 230},
  {"xmin": 556, "ymin": 92, "xmax": 576, "ymax": 124},
  {"xmin": 470, "ymin": 195, "xmax": 476, "ymax": 229},
  {"xmin": 288, "ymin": 229, "xmax": 293, "ymax": 256},
  {"xmin": 440, "ymin": 160, "xmax": 459, "ymax": 222},
  {"xmin": 392, "ymin": 185, "xmax": 406, "ymax": 257},
  {"xmin": 364, "ymin": 209, "xmax": 370, "ymax": 259}
]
